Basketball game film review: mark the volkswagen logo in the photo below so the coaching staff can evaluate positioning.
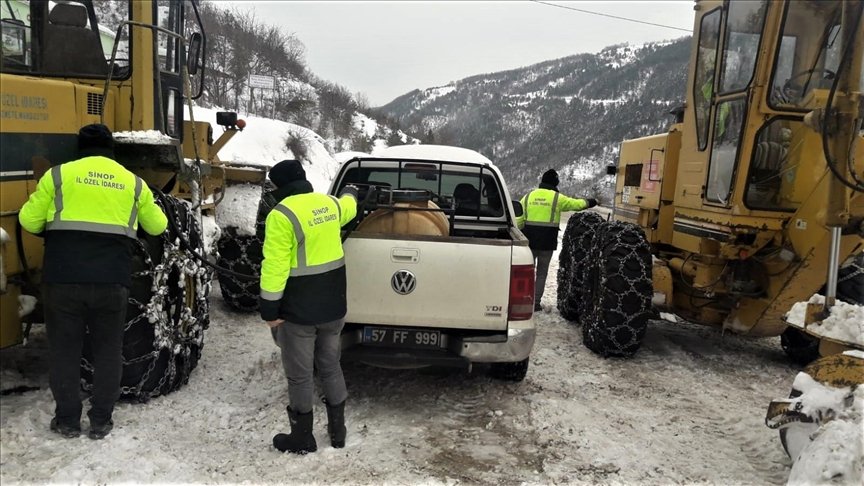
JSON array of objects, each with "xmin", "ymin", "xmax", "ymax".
[{"xmin": 391, "ymin": 270, "xmax": 416, "ymax": 295}]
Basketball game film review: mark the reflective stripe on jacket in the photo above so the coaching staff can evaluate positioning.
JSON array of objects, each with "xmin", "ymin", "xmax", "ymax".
[
  {"xmin": 259, "ymin": 191, "xmax": 358, "ymax": 324},
  {"xmin": 516, "ymin": 188, "xmax": 588, "ymax": 251},
  {"xmin": 19, "ymin": 156, "xmax": 168, "ymax": 238}
]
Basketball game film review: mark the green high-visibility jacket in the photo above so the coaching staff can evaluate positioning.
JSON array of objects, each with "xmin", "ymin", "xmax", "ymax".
[
  {"xmin": 19, "ymin": 156, "xmax": 167, "ymax": 238},
  {"xmin": 517, "ymin": 188, "xmax": 588, "ymax": 251},
  {"xmin": 259, "ymin": 190, "xmax": 358, "ymax": 324}
]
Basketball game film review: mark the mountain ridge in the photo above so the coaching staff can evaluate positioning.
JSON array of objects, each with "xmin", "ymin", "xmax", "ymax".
[{"xmin": 378, "ymin": 37, "xmax": 692, "ymax": 199}]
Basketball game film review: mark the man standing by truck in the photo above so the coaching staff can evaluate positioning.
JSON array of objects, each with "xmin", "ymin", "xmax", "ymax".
[
  {"xmin": 259, "ymin": 159, "xmax": 358, "ymax": 454},
  {"xmin": 518, "ymin": 169, "xmax": 596, "ymax": 312},
  {"xmin": 18, "ymin": 124, "xmax": 168, "ymax": 440}
]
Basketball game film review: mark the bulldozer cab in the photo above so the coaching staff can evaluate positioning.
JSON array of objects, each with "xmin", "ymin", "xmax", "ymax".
[
  {"xmin": 1, "ymin": 0, "xmax": 203, "ymax": 139},
  {"xmin": 677, "ymin": 0, "xmax": 862, "ymax": 216},
  {"xmin": 610, "ymin": 0, "xmax": 862, "ymax": 342}
]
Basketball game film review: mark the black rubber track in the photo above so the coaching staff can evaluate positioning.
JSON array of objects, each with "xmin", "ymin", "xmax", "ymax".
[
  {"xmin": 82, "ymin": 194, "xmax": 212, "ymax": 401},
  {"xmin": 557, "ymin": 212, "xmax": 606, "ymax": 322},
  {"xmin": 582, "ymin": 221, "xmax": 653, "ymax": 358}
]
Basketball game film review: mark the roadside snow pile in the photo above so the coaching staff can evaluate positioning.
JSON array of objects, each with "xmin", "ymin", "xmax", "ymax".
[
  {"xmin": 199, "ymin": 214, "xmax": 221, "ymax": 256},
  {"xmin": 214, "ymin": 183, "xmax": 262, "ymax": 236},
  {"xmin": 786, "ymin": 361, "xmax": 864, "ymax": 485},
  {"xmin": 184, "ymin": 106, "xmax": 339, "ymax": 192},
  {"xmin": 786, "ymin": 295, "xmax": 864, "ymax": 346}
]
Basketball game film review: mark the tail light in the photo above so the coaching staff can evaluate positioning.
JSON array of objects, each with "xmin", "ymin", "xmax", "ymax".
[{"xmin": 508, "ymin": 264, "xmax": 535, "ymax": 320}]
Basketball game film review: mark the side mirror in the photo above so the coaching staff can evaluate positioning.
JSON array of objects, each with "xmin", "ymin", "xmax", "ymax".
[
  {"xmin": 512, "ymin": 201, "xmax": 524, "ymax": 217},
  {"xmin": 606, "ymin": 164, "xmax": 618, "ymax": 176},
  {"xmin": 187, "ymin": 32, "xmax": 203, "ymax": 75}
]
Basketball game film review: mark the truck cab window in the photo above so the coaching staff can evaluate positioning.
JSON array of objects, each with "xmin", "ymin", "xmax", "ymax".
[
  {"xmin": 693, "ymin": 8, "xmax": 721, "ymax": 151},
  {"xmin": 769, "ymin": 1, "xmax": 844, "ymax": 109},
  {"xmin": 718, "ymin": 0, "xmax": 767, "ymax": 94}
]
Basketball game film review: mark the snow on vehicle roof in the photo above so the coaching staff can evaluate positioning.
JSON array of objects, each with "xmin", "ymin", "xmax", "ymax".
[{"xmin": 375, "ymin": 144, "xmax": 494, "ymax": 166}]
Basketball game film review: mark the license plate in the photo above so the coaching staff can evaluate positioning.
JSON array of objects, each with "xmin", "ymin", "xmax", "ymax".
[{"xmin": 362, "ymin": 327, "xmax": 444, "ymax": 349}]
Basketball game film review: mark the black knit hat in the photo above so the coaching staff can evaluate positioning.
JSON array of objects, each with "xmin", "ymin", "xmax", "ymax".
[
  {"xmin": 78, "ymin": 123, "xmax": 114, "ymax": 154},
  {"xmin": 541, "ymin": 169, "xmax": 559, "ymax": 186},
  {"xmin": 269, "ymin": 159, "xmax": 306, "ymax": 187}
]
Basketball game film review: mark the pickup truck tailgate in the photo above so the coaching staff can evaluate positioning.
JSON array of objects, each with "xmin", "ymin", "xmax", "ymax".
[{"xmin": 344, "ymin": 236, "xmax": 512, "ymax": 330}]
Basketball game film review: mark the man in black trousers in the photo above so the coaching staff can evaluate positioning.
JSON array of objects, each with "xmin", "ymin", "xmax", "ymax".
[{"xmin": 19, "ymin": 124, "xmax": 168, "ymax": 439}]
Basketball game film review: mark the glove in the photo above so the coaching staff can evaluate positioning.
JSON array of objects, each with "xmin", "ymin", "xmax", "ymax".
[
  {"xmin": 339, "ymin": 184, "xmax": 359, "ymax": 199},
  {"xmin": 586, "ymin": 198, "xmax": 598, "ymax": 208}
]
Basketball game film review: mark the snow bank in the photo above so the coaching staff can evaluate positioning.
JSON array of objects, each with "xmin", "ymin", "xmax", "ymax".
[
  {"xmin": 786, "ymin": 294, "xmax": 864, "ymax": 346},
  {"xmin": 786, "ymin": 369, "xmax": 863, "ymax": 485},
  {"xmin": 199, "ymin": 214, "xmax": 221, "ymax": 256},
  {"xmin": 185, "ymin": 106, "xmax": 340, "ymax": 192},
  {"xmin": 214, "ymin": 183, "xmax": 262, "ymax": 236}
]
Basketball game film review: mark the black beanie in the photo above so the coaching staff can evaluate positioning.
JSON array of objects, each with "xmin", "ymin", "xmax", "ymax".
[
  {"xmin": 269, "ymin": 159, "xmax": 306, "ymax": 187},
  {"xmin": 541, "ymin": 169, "xmax": 559, "ymax": 186},
  {"xmin": 78, "ymin": 123, "xmax": 114, "ymax": 154}
]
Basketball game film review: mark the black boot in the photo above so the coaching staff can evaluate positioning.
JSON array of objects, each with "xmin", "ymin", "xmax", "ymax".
[
  {"xmin": 273, "ymin": 407, "xmax": 317, "ymax": 454},
  {"xmin": 324, "ymin": 398, "xmax": 346, "ymax": 448}
]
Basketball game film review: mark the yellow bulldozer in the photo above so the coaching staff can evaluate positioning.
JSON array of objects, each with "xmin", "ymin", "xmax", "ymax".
[
  {"xmin": 555, "ymin": 0, "xmax": 863, "ymax": 467},
  {"xmin": 558, "ymin": 0, "xmax": 863, "ymax": 361},
  {"xmin": 0, "ymin": 0, "xmax": 264, "ymax": 400}
]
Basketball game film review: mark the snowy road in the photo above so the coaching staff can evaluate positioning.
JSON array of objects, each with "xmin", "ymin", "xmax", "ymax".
[{"xmin": 0, "ymin": 248, "xmax": 804, "ymax": 485}]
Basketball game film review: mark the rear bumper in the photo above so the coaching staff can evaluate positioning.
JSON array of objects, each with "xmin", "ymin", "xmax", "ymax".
[{"xmin": 459, "ymin": 327, "xmax": 535, "ymax": 363}]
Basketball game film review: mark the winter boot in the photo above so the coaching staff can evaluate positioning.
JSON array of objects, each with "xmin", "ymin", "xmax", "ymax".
[
  {"xmin": 50, "ymin": 418, "xmax": 81, "ymax": 438},
  {"xmin": 272, "ymin": 407, "xmax": 317, "ymax": 454},
  {"xmin": 324, "ymin": 398, "xmax": 346, "ymax": 448},
  {"xmin": 89, "ymin": 419, "xmax": 114, "ymax": 440}
]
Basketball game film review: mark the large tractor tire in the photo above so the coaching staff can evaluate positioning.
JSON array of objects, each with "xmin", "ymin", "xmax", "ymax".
[
  {"xmin": 582, "ymin": 221, "xmax": 653, "ymax": 358},
  {"xmin": 215, "ymin": 182, "xmax": 274, "ymax": 312},
  {"xmin": 557, "ymin": 212, "xmax": 605, "ymax": 322},
  {"xmin": 216, "ymin": 229, "xmax": 264, "ymax": 311},
  {"xmin": 82, "ymin": 194, "xmax": 212, "ymax": 402},
  {"xmin": 780, "ymin": 251, "xmax": 863, "ymax": 365}
]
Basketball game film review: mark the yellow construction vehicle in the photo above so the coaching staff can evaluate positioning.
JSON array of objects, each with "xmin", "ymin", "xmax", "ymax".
[
  {"xmin": 0, "ymin": 0, "xmax": 263, "ymax": 400},
  {"xmin": 557, "ymin": 0, "xmax": 864, "ymax": 361}
]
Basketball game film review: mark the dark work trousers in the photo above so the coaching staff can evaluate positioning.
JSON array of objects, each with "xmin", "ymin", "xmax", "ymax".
[
  {"xmin": 274, "ymin": 318, "xmax": 348, "ymax": 414},
  {"xmin": 534, "ymin": 250, "xmax": 554, "ymax": 307},
  {"xmin": 43, "ymin": 283, "xmax": 128, "ymax": 427}
]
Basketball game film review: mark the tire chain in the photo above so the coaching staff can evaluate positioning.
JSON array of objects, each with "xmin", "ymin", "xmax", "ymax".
[
  {"xmin": 582, "ymin": 221, "xmax": 653, "ymax": 358},
  {"xmin": 216, "ymin": 228, "xmax": 264, "ymax": 311},
  {"xmin": 557, "ymin": 212, "xmax": 606, "ymax": 322},
  {"xmin": 81, "ymin": 196, "xmax": 212, "ymax": 402},
  {"xmin": 216, "ymin": 183, "xmax": 272, "ymax": 312}
]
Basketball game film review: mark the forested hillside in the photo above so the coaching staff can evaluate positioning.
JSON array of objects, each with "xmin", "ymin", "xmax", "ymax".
[{"xmin": 379, "ymin": 39, "xmax": 692, "ymax": 199}]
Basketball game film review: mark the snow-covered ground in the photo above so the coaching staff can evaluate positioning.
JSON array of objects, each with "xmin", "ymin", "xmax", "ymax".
[{"xmin": 2, "ymin": 235, "xmax": 822, "ymax": 485}]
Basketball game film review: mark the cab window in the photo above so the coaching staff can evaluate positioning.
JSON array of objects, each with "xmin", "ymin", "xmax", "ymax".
[
  {"xmin": 769, "ymin": 1, "xmax": 845, "ymax": 110},
  {"xmin": 693, "ymin": 8, "xmax": 721, "ymax": 151}
]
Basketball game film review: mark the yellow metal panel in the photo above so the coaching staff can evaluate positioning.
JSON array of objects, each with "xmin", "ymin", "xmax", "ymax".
[{"xmin": 0, "ymin": 75, "xmax": 80, "ymax": 134}]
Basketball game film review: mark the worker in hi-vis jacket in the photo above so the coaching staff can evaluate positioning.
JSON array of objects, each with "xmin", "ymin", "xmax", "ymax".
[
  {"xmin": 259, "ymin": 159, "xmax": 358, "ymax": 454},
  {"xmin": 517, "ymin": 169, "xmax": 596, "ymax": 312}
]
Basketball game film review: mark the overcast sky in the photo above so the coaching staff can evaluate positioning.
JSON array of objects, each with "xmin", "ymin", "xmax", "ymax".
[{"xmin": 234, "ymin": 1, "xmax": 695, "ymax": 106}]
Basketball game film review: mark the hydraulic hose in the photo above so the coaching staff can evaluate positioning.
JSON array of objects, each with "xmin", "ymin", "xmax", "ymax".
[{"xmin": 153, "ymin": 188, "xmax": 259, "ymax": 281}]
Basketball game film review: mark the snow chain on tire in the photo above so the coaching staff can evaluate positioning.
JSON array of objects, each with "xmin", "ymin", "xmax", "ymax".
[
  {"xmin": 557, "ymin": 212, "xmax": 606, "ymax": 322},
  {"xmin": 216, "ymin": 229, "xmax": 264, "ymax": 311},
  {"xmin": 582, "ymin": 221, "xmax": 653, "ymax": 358},
  {"xmin": 82, "ymin": 194, "xmax": 212, "ymax": 402},
  {"xmin": 216, "ymin": 182, "xmax": 273, "ymax": 312}
]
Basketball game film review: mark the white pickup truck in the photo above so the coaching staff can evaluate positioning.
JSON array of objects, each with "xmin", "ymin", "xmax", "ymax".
[{"xmin": 328, "ymin": 145, "xmax": 536, "ymax": 381}]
